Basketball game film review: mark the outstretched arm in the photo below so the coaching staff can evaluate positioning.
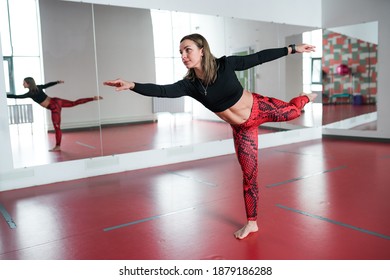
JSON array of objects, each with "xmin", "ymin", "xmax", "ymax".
[
  {"xmin": 104, "ymin": 78, "xmax": 189, "ymax": 98},
  {"xmin": 7, "ymin": 93, "xmax": 30, "ymax": 99},
  {"xmin": 288, "ymin": 43, "xmax": 316, "ymax": 54},
  {"xmin": 41, "ymin": 80, "xmax": 64, "ymax": 89},
  {"xmin": 230, "ymin": 43, "xmax": 316, "ymax": 71},
  {"xmin": 103, "ymin": 79, "xmax": 135, "ymax": 91}
]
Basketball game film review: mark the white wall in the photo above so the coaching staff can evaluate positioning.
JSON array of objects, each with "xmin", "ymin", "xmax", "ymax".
[
  {"xmin": 0, "ymin": 38, "xmax": 13, "ymax": 173},
  {"xmin": 40, "ymin": 1, "xmax": 100, "ymax": 129},
  {"xmin": 63, "ymin": 0, "xmax": 322, "ymax": 28},
  {"xmin": 41, "ymin": 1, "xmax": 314, "ymax": 127},
  {"xmin": 40, "ymin": 0, "xmax": 156, "ymax": 130},
  {"xmin": 329, "ymin": 21, "xmax": 378, "ymax": 45},
  {"xmin": 43, "ymin": 1, "xmax": 316, "ymax": 126},
  {"xmin": 95, "ymin": 4, "xmax": 157, "ymax": 124}
]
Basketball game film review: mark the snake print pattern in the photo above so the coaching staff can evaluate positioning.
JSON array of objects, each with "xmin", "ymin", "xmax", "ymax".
[
  {"xmin": 231, "ymin": 93, "xmax": 309, "ymax": 220},
  {"xmin": 48, "ymin": 97, "xmax": 95, "ymax": 145}
]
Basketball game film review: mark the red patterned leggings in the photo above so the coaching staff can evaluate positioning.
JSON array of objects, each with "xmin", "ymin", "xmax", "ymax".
[
  {"xmin": 47, "ymin": 97, "xmax": 95, "ymax": 146},
  {"xmin": 231, "ymin": 93, "xmax": 309, "ymax": 221}
]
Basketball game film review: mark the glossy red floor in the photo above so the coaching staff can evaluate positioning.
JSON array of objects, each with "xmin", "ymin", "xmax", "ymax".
[{"xmin": 1, "ymin": 138, "xmax": 389, "ymax": 260}]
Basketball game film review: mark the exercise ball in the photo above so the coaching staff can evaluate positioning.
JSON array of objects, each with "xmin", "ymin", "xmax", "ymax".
[{"xmin": 336, "ymin": 64, "xmax": 349, "ymax": 75}]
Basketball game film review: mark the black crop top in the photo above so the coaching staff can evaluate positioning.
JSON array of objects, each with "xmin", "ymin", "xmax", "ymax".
[
  {"xmin": 133, "ymin": 47, "xmax": 288, "ymax": 112},
  {"xmin": 6, "ymin": 81, "xmax": 60, "ymax": 104}
]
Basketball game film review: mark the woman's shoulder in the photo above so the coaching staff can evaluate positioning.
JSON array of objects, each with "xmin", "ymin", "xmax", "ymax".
[
  {"xmin": 215, "ymin": 56, "xmax": 228, "ymax": 67},
  {"xmin": 217, "ymin": 56, "xmax": 227, "ymax": 62}
]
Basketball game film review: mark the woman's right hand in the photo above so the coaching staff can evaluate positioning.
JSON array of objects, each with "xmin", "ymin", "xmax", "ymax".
[{"xmin": 103, "ymin": 79, "xmax": 135, "ymax": 91}]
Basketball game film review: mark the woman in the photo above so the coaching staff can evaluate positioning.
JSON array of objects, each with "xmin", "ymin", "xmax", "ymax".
[
  {"xmin": 7, "ymin": 77, "xmax": 102, "ymax": 152},
  {"xmin": 104, "ymin": 33, "xmax": 317, "ymax": 239}
]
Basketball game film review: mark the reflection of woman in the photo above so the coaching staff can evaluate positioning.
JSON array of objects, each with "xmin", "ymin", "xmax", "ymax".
[
  {"xmin": 104, "ymin": 33, "xmax": 317, "ymax": 239},
  {"xmin": 7, "ymin": 77, "xmax": 102, "ymax": 152}
]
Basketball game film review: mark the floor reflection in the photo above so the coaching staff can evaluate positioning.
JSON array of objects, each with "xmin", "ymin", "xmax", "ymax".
[
  {"xmin": 322, "ymin": 104, "xmax": 376, "ymax": 125},
  {"xmin": 9, "ymin": 104, "xmax": 376, "ymax": 168},
  {"xmin": 10, "ymin": 116, "xmax": 275, "ymax": 167}
]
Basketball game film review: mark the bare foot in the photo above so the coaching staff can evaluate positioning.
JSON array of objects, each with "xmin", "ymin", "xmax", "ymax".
[
  {"xmin": 234, "ymin": 221, "xmax": 259, "ymax": 239},
  {"xmin": 93, "ymin": 96, "xmax": 103, "ymax": 100},
  {"xmin": 300, "ymin": 92, "xmax": 318, "ymax": 102},
  {"xmin": 49, "ymin": 145, "xmax": 61, "ymax": 152}
]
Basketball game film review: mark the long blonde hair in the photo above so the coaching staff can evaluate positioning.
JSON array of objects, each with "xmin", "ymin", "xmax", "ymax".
[
  {"xmin": 24, "ymin": 77, "xmax": 38, "ymax": 92},
  {"xmin": 180, "ymin": 33, "xmax": 217, "ymax": 85}
]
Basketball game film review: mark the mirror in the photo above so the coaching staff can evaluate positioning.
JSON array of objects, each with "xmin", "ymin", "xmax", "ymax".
[
  {"xmin": 322, "ymin": 22, "xmax": 378, "ymax": 130},
  {"xmin": 3, "ymin": 0, "xmax": 318, "ymax": 169},
  {"xmin": 4, "ymin": 0, "xmax": 104, "ymax": 167}
]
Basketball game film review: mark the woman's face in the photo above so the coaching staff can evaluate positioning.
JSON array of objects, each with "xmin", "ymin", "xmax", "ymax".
[
  {"xmin": 179, "ymin": 39, "xmax": 203, "ymax": 70},
  {"xmin": 23, "ymin": 80, "xmax": 29, "ymax": 88}
]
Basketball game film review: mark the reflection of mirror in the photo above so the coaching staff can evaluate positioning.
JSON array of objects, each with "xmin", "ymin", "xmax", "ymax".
[
  {"xmin": 3, "ymin": 0, "xmax": 317, "ymax": 168},
  {"xmin": 322, "ymin": 21, "xmax": 378, "ymax": 130},
  {"xmin": 3, "ymin": 0, "xmax": 103, "ymax": 167}
]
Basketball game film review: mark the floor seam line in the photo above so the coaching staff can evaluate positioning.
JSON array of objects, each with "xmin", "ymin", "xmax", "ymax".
[
  {"xmin": 266, "ymin": 165, "xmax": 347, "ymax": 188},
  {"xmin": 276, "ymin": 204, "xmax": 390, "ymax": 240}
]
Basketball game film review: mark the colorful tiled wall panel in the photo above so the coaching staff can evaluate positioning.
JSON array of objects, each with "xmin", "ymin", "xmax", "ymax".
[{"xmin": 322, "ymin": 30, "xmax": 377, "ymax": 104}]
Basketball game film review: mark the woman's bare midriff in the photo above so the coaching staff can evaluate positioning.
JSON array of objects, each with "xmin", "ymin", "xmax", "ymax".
[
  {"xmin": 39, "ymin": 97, "xmax": 51, "ymax": 108},
  {"xmin": 215, "ymin": 90, "xmax": 253, "ymax": 125}
]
